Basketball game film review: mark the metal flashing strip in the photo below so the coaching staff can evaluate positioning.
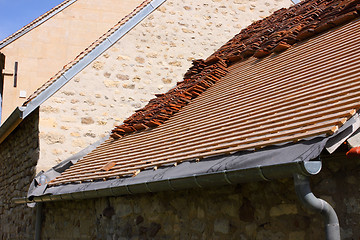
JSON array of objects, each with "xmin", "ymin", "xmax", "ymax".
[
  {"xmin": 0, "ymin": 0, "xmax": 78, "ymax": 49},
  {"xmin": 22, "ymin": 0, "xmax": 165, "ymax": 120},
  {"xmin": 13, "ymin": 160, "xmax": 321, "ymax": 204}
]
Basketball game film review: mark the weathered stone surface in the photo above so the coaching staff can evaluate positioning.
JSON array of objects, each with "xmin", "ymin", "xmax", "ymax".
[
  {"xmin": 81, "ymin": 117, "xmax": 95, "ymax": 125},
  {"xmin": 40, "ymin": 132, "xmax": 65, "ymax": 144},
  {"xmin": 214, "ymin": 219, "xmax": 230, "ymax": 234},
  {"xmin": 103, "ymin": 80, "xmax": 120, "ymax": 88},
  {"xmin": 135, "ymin": 56, "xmax": 145, "ymax": 64},
  {"xmin": 116, "ymin": 74, "xmax": 130, "ymax": 80},
  {"xmin": 289, "ymin": 231, "xmax": 305, "ymax": 240},
  {"xmin": 269, "ymin": 204, "xmax": 298, "ymax": 217},
  {"xmin": 0, "ymin": 110, "xmax": 38, "ymax": 239},
  {"xmin": 92, "ymin": 61, "xmax": 104, "ymax": 70}
]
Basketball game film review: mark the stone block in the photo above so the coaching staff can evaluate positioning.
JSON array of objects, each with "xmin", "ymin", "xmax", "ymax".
[
  {"xmin": 103, "ymin": 80, "xmax": 120, "ymax": 88},
  {"xmin": 40, "ymin": 118, "xmax": 57, "ymax": 128},
  {"xmin": 270, "ymin": 204, "xmax": 298, "ymax": 217},
  {"xmin": 289, "ymin": 231, "xmax": 305, "ymax": 240},
  {"xmin": 214, "ymin": 219, "xmax": 230, "ymax": 234},
  {"xmin": 92, "ymin": 61, "xmax": 104, "ymax": 70},
  {"xmin": 81, "ymin": 117, "xmax": 95, "ymax": 124},
  {"xmin": 40, "ymin": 132, "xmax": 65, "ymax": 144},
  {"xmin": 116, "ymin": 74, "xmax": 129, "ymax": 80}
]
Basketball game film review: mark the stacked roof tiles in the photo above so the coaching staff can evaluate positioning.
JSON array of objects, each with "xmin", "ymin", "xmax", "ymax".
[
  {"xmin": 110, "ymin": 0, "xmax": 360, "ymax": 138},
  {"xmin": 49, "ymin": 10, "xmax": 360, "ymax": 185}
]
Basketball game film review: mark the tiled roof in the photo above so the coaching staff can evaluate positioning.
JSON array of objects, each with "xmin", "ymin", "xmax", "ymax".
[
  {"xmin": 110, "ymin": 0, "xmax": 360, "ymax": 138},
  {"xmin": 22, "ymin": 0, "xmax": 153, "ymax": 106},
  {"xmin": 0, "ymin": 0, "xmax": 77, "ymax": 48},
  {"xmin": 49, "ymin": 14, "xmax": 360, "ymax": 186}
]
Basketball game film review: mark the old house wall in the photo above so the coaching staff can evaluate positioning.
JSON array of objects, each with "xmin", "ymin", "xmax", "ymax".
[
  {"xmin": 0, "ymin": 109, "xmax": 39, "ymax": 239},
  {"xmin": 38, "ymin": 0, "xmax": 293, "ymax": 172},
  {"xmin": 40, "ymin": 155, "xmax": 360, "ymax": 239},
  {"xmin": 0, "ymin": 0, "xmax": 143, "ymax": 121}
]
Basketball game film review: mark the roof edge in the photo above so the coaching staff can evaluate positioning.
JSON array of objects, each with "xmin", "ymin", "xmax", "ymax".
[
  {"xmin": 0, "ymin": 107, "xmax": 25, "ymax": 145},
  {"xmin": 13, "ymin": 160, "xmax": 321, "ymax": 204},
  {"xmin": 0, "ymin": 0, "xmax": 78, "ymax": 49}
]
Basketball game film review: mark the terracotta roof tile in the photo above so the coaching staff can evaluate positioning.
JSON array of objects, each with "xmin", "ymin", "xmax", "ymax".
[{"xmin": 49, "ymin": 15, "xmax": 360, "ymax": 185}]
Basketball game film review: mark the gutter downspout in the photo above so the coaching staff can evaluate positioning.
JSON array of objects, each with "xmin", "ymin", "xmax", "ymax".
[
  {"xmin": 294, "ymin": 174, "xmax": 340, "ymax": 240},
  {"xmin": 35, "ymin": 203, "xmax": 43, "ymax": 240}
]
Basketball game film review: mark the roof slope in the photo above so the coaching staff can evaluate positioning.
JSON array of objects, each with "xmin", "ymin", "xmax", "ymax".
[
  {"xmin": 49, "ymin": 13, "xmax": 360, "ymax": 185},
  {"xmin": 109, "ymin": 0, "xmax": 360, "ymax": 138}
]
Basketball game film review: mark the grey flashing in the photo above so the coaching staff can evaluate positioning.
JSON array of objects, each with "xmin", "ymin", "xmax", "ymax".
[
  {"xmin": 326, "ymin": 112, "xmax": 360, "ymax": 153},
  {"xmin": 346, "ymin": 127, "xmax": 360, "ymax": 147},
  {"xmin": 13, "ymin": 159, "xmax": 321, "ymax": 204},
  {"xmin": 0, "ymin": 0, "xmax": 78, "ymax": 49}
]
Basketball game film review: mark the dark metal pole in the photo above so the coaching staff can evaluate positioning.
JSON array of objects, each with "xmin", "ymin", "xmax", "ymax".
[{"xmin": 35, "ymin": 202, "xmax": 43, "ymax": 240}]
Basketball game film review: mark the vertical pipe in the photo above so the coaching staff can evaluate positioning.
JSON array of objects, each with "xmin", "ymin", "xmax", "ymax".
[
  {"xmin": 35, "ymin": 202, "xmax": 43, "ymax": 240},
  {"xmin": 293, "ymin": 174, "xmax": 340, "ymax": 240},
  {"xmin": 13, "ymin": 61, "xmax": 18, "ymax": 87}
]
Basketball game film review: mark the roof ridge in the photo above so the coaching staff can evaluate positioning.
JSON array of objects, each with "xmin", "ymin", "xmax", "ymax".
[
  {"xmin": 110, "ymin": 0, "xmax": 360, "ymax": 139},
  {"xmin": 0, "ymin": 0, "xmax": 76, "ymax": 48}
]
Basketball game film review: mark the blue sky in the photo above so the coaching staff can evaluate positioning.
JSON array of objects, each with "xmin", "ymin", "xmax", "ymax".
[{"xmin": 0, "ymin": 0, "xmax": 65, "ymax": 41}]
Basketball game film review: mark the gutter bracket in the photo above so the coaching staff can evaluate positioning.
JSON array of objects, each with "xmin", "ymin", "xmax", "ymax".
[
  {"xmin": 193, "ymin": 175, "xmax": 203, "ymax": 188},
  {"xmin": 223, "ymin": 170, "xmax": 233, "ymax": 184},
  {"xmin": 125, "ymin": 185, "xmax": 133, "ymax": 195},
  {"xmin": 144, "ymin": 182, "xmax": 153, "ymax": 192},
  {"xmin": 257, "ymin": 166, "xmax": 270, "ymax": 181},
  {"xmin": 167, "ymin": 179, "xmax": 176, "ymax": 191}
]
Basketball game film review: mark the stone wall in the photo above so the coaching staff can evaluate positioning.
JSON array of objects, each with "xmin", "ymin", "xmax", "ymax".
[
  {"xmin": 0, "ymin": 109, "xmax": 39, "ymax": 239},
  {"xmin": 39, "ymin": 0, "xmax": 293, "ymax": 172},
  {"xmin": 41, "ymin": 153, "xmax": 360, "ymax": 239}
]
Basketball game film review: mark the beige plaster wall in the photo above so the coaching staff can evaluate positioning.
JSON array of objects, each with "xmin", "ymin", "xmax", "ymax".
[
  {"xmin": 0, "ymin": 0, "xmax": 143, "ymax": 122},
  {"xmin": 39, "ymin": 0, "xmax": 293, "ymax": 172}
]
